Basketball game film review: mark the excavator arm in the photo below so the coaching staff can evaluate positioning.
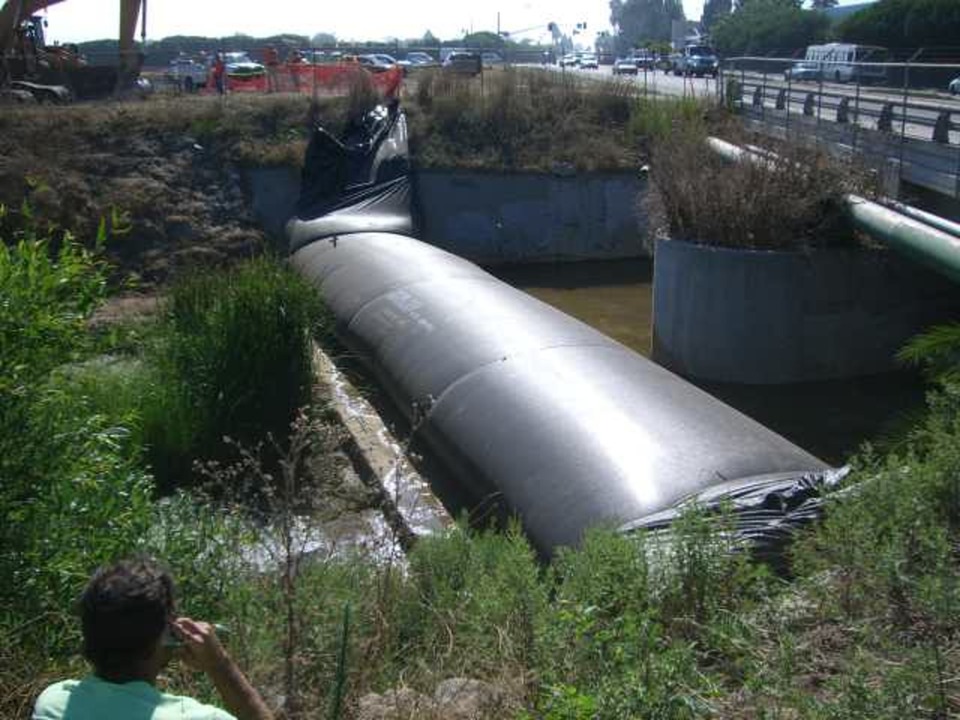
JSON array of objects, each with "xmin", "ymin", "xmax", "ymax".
[{"xmin": 1, "ymin": 0, "xmax": 146, "ymax": 88}]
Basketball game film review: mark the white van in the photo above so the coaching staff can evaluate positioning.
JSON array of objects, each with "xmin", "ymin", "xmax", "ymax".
[{"xmin": 804, "ymin": 43, "xmax": 888, "ymax": 84}]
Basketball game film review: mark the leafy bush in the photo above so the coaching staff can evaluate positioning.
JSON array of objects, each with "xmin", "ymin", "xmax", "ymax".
[{"xmin": 0, "ymin": 214, "xmax": 154, "ymax": 671}]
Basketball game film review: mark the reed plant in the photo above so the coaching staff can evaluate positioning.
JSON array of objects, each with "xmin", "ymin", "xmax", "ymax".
[{"xmin": 141, "ymin": 257, "xmax": 327, "ymax": 490}]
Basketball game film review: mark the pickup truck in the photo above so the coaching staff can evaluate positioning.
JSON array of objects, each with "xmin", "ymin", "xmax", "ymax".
[
  {"xmin": 673, "ymin": 45, "xmax": 719, "ymax": 78},
  {"xmin": 166, "ymin": 57, "xmax": 209, "ymax": 92}
]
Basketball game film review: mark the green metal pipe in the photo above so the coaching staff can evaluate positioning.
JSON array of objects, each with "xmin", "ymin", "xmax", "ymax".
[
  {"xmin": 846, "ymin": 194, "xmax": 960, "ymax": 284},
  {"xmin": 877, "ymin": 198, "xmax": 960, "ymax": 240}
]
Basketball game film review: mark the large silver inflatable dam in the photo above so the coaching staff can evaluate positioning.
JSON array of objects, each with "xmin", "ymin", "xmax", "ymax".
[{"xmin": 288, "ymin": 104, "xmax": 836, "ymax": 556}]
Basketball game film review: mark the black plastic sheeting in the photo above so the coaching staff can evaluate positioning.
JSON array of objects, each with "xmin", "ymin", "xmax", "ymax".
[{"xmin": 287, "ymin": 105, "xmax": 844, "ymax": 557}]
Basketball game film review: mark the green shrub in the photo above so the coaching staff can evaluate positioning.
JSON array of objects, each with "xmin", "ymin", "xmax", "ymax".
[
  {"xmin": 387, "ymin": 522, "xmax": 547, "ymax": 681},
  {"xmin": 141, "ymin": 257, "xmax": 326, "ymax": 489},
  {"xmin": 0, "ymin": 215, "xmax": 154, "ymax": 662},
  {"xmin": 538, "ymin": 529, "xmax": 710, "ymax": 719}
]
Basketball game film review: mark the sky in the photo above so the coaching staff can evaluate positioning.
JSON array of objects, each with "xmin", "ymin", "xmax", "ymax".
[{"xmin": 41, "ymin": 0, "xmax": 871, "ymax": 47}]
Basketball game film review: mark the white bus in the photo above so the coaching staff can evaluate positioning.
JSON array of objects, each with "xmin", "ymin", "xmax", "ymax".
[{"xmin": 804, "ymin": 43, "xmax": 889, "ymax": 84}]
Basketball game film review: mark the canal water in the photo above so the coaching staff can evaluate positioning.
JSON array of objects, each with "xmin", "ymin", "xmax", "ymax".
[{"xmin": 491, "ymin": 258, "xmax": 928, "ymax": 466}]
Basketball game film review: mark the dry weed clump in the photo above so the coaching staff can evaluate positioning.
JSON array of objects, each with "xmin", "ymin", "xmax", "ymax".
[
  {"xmin": 406, "ymin": 67, "xmax": 637, "ymax": 171},
  {"xmin": 650, "ymin": 125, "xmax": 876, "ymax": 250}
]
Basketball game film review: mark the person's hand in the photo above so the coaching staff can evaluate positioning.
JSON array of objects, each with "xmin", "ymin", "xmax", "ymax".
[{"xmin": 171, "ymin": 617, "xmax": 230, "ymax": 674}]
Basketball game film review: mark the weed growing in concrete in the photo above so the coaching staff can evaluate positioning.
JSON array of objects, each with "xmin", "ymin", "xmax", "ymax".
[{"xmin": 649, "ymin": 119, "xmax": 875, "ymax": 249}]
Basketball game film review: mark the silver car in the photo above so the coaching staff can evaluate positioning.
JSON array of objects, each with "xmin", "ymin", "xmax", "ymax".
[{"xmin": 950, "ymin": 76, "xmax": 960, "ymax": 95}]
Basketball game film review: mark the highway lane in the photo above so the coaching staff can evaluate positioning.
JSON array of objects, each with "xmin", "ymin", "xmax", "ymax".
[
  {"xmin": 539, "ymin": 63, "xmax": 719, "ymax": 100},
  {"xmin": 531, "ymin": 63, "xmax": 958, "ymax": 144}
]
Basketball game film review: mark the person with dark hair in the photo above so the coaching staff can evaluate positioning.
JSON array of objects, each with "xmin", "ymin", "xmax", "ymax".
[{"xmin": 32, "ymin": 557, "xmax": 273, "ymax": 720}]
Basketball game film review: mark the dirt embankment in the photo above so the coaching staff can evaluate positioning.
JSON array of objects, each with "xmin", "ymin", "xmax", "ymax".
[{"xmin": 0, "ymin": 94, "xmax": 327, "ymax": 290}]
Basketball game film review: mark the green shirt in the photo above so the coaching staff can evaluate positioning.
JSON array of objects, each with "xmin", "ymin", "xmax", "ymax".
[{"xmin": 33, "ymin": 676, "xmax": 236, "ymax": 720}]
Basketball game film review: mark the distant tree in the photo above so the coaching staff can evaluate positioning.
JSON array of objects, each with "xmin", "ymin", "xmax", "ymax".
[
  {"xmin": 609, "ymin": 0, "xmax": 685, "ymax": 54},
  {"xmin": 702, "ymin": 0, "xmax": 733, "ymax": 30},
  {"xmin": 462, "ymin": 31, "xmax": 504, "ymax": 48},
  {"xmin": 596, "ymin": 30, "xmax": 617, "ymax": 56},
  {"xmin": 712, "ymin": 0, "xmax": 828, "ymax": 55},
  {"xmin": 310, "ymin": 33, "xmax": 337, "ymax": 47},
  {"xmin": 735, "ymin": 0, "xmax": 799, "ymax": 8},
  {"xmin": 421, "ymin": 30, "xmax": 440, "ymax": 46},
  {"xmin": 838, "ymin": 0, "xmax": 960, "ymax": 49}
]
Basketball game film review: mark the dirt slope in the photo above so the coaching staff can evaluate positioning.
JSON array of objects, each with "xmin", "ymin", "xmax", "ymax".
[{"xmin": 0, "ymin": 94, "xmax": 324, "ymax": 289}]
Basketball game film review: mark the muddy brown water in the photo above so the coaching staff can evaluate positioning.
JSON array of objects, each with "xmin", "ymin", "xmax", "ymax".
[{"xmin": 490, "ymin": 258, "xmax": 928, "ymax": 467}]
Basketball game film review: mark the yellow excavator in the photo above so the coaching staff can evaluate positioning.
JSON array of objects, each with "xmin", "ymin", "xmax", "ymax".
[{"xmin": 0, "ymin": 0, "xmax": 146, "ymax": 100}]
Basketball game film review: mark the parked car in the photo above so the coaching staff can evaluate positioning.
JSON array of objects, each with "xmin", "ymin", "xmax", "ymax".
[
  {"xmin": 612, "ymin": 57, "xmax": 639, "ymax": 75},
  {"xmin": 632, "ymin": 50, "xmax": 656, "ymax": 70},
  {"xmin": 222, "ymin": 52, "xmax": 265, "ymax": 80},
  {"xmin": 784, "ymin": 61, "xmax": 822, "ymax": 82},
  {"xmin": 481, "ymin": 51, "xmax": 504, "ymax": 68},
  {"xmin": 950, "ymin": 76, "xmax": 960, "ymax": 95},
  {"xmin": 166, "ymin": 56, "xmax": 208, "ymax": 92},
  {"xmin": 442, "ymin": 51, "xmax": 481, "ymax": 75},
  {"xmin": 298, "ymin": 49, "xmax": 327, "ymax": 65},
  {"xmin": 673, "ymin": 45, "xmax": 718, "ymax": 77},
  {"xmin": 579, "ymin": 54, "xmax": 599, "ymax": 70},
  {"xmin": 398, "ymin": 51, "xmax": 438, "ymax": 71},
  {"xmin": 358, "ymin": 54, "xmax": 396, "ymax": 72},
  {"xmin": 559, "ymin": 53, "xmax": 579, "ymax": 68},
  {"xmin": 661, "ymin": 52, "xmax": 681, "ymax": 73}
]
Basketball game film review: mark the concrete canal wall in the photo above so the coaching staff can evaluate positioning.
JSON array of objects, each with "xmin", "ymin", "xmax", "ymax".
[
  {"xmin": 247, "ymin": 167, "xmax": 649, "ymax": 264},
  {"xmin": 653, "ymin": 237, "xmax": 960, "ymax": 385},
  {"xmin": 415, "ymin": 170, "xmax": 647, "ymax": 264}
]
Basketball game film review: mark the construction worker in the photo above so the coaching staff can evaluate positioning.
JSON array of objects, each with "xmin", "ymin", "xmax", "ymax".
[
  {"xmin": 263, "ymin": 45, "xmax": 280, "ymax": 93},
  {"xmin": 287, "ymin": 48, "xmax": 303, "ymax": 91},
  {"xmin": 212, "ymin": 52, "xmax": 225, "ymax": 95}
]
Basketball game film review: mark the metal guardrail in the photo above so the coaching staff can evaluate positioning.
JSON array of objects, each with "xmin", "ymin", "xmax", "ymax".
[{"xmin": 720, "ymin": 56, "xmax": 960, "ymax": 199}]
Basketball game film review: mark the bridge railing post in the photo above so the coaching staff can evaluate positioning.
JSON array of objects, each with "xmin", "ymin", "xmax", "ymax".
[
  {"xmin": 815, "ymin": 62, "xmax": 824, "ymax": 149},
  {"xmin": 759, "ymin": 64, "xmax": 768, "ymax": 122},
  {"xmin": 852, "ymin": 64, "xmax": 862, "ymax": 152},
  {"xmin": 933, "ymin": 112, "xmax": 950, "ymax": 144},
  {"xmin": 837, "ymin": 97, "xmax": 850, "ymax": 124},
  {"xmin": 784, "ymin": 63, "xmax": 792, "ymax": 138},
  {"xmin": 898, "ymin": 57, "xmax": 912, "ymax": 196},
  {"xmin": 878, "ymin": 103, "xmax": 894, "ymax": 134}
]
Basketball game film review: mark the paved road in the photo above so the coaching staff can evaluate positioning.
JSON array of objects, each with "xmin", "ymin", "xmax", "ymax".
[
  {"xmin": 536, "ymin": 64, "xmax": 957, "ymax": 143},
  {"xmin": 539, "ymin": 63, "xmax": 720, "ymax": 99}
]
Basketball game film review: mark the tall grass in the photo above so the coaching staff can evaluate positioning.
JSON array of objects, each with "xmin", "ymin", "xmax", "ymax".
[
  {"xmin": 141, "ymin": 258, "xmax": 327, "ymax": 490},
  {"xmin": 408, "ymin": 68, "xmax": 638, "ymax": 171}
]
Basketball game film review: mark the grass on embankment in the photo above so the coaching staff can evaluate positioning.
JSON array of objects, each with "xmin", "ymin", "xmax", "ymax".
[{"xmin": 405, "ymin": 67, "xmax": 644, "ymax": 172}]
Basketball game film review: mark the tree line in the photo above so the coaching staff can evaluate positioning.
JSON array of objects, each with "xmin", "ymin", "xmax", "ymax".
[{"xmin": 607, "ymin": 0, "xmax": 959, "ymax": 58}]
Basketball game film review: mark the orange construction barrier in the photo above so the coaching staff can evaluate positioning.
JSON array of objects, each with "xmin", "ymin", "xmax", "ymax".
[{"xmin": 205, "ymin": 64, "xmax": 403, "ymax": 98}]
